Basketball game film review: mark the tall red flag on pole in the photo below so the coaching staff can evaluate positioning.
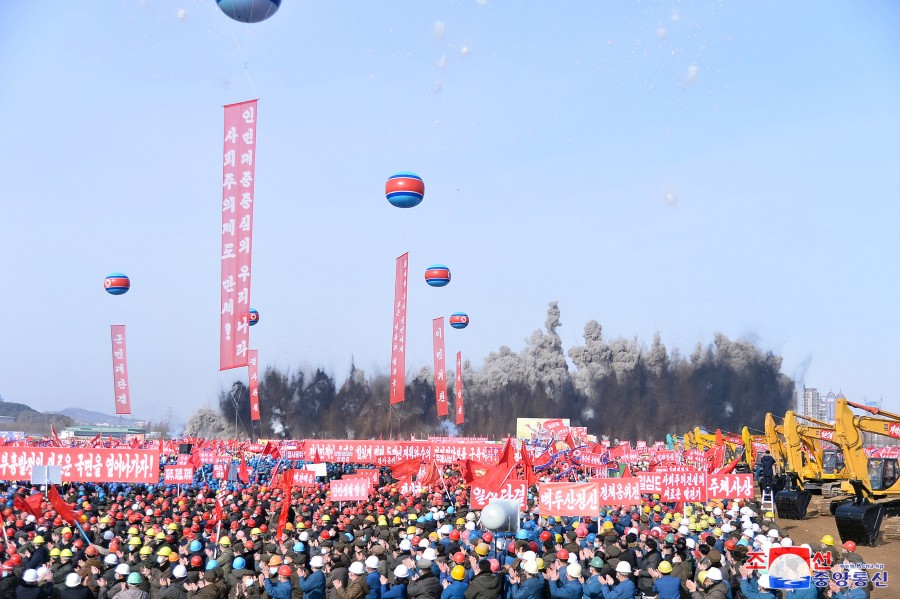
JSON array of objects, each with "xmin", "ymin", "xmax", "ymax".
[
  {"xmin": 389, "ymin": 253, "xmax": 409, "ymax": 405},
  {"xmin": 455, "ymin": 351, "xmax": 464, "ymax": 425},
  {"xmin": 248, "ymin": 350, "xmax": 260, "ymax": 421},
  {"xmin": 220, "ymin": 100, "xmax": 257, "ymax": 371},
  {"xmin": 110, "ymin": 325, "xmax": 132, "ymax": 414},
  {"xmin": 432, "ymin": 317, "xmax": 448, "ymax": 417}
]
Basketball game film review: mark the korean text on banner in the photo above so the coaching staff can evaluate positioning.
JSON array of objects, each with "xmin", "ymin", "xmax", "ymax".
[
  {"xmin": 455, "ymin": 351, "xmax": 464, "ymax": 425},
  {"xmin": 330, "ymin": 478, "xmax": 370, "ymax": 501},
  {"xmin": 470, "ymin": 479, "xmax": 528, "ymax": 512},
  {"xmin": 538, "ymin": 482, "xmax": 601, "ymax": 517},
  {"xmin": 248, "ymin": 349, "xmax": 260, "ymax": 421},
  {"xmin": 110, "ymin": 325, "xmax": 131, "ymax": 415},
  {"xmin": 0, "ymin": 448, "xmax": 160, "ymax": 484},
  {"xmin": 220, "ymin": 100, "xmax": 257, "ymax": 371},
  {"xmin": 433, "ymin": 317, "xmax": 448, "ymax": 416},
  {"xmin": 389, "ymin": 253, "xmax": 409, "ymax": 404},
  {"xmin": 284, "ymin": 469, "xmax": 316, "ymax": 487},
  {"xmin": 707, "ymin": 473, "xmax": 754, "ymax": 499},
  {"xmin": 163, "ymin": 466, "xmax": 194, "ymax": 485},
  {"xmin": 596, "ymin": 478, "xmax": 642, "ymax": 506}
]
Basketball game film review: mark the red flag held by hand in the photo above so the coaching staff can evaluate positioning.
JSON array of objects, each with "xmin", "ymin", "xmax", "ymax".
[
  {"xmin": 497, "ymin": 437, "xmax": 515, "ymax": 469},
  {"xmin": 238, "ymin": 454, "xmax": 250, "ymax": 484},
  {"xmin": 14, "ymin": 493, "xmax": 44, "ymax": 519},
  {"xmin": 48, "ymin": 486, "xmax": 77, "ymax": 525},
  {"xmin": 564, "ymin": 432, "xmax": 577, "ymax": 451}
]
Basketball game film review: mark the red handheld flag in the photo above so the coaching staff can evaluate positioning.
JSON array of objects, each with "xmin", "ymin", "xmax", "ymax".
[
  {"xmin": 238, "ymin": 454, "xmax": 250, "ymax": 484},
  {"xmin": 48, "ymin": 486, "xmax": 78, "ymax": 525},
  {"xmin": 497, "ymin": 437, "xmax": 516, "ymax": 469},
  {"xmin": 14, "ymin": 493, "xmax": 44, "ymax": 519}
]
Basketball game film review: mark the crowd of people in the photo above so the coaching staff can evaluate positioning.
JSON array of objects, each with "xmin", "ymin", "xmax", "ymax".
[{"xmin": 0, "ymin": 460, "xmax": 876, "ymax": 599}]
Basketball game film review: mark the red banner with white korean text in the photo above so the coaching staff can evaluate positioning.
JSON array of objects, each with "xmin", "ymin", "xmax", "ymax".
[
  {"xmin": 596, "ymin": 478, "xmax": 642, "ymax": 506},
  {"xmin": 110, "ymin": 325, "xmax": 132, "ymax": 414},
  {"xmin": 574, "ymin": 450, "xmax": 607, "ymax": 468},
  {"xmin": 455, "ymin": 351, "xmax": 464, "ymax": 425},
  {"xmin": 539, "ymin": 482, "xmax": 601, "ymax": 517},
  {"xmin": 248, "ymin": 349, "xmax": 260, "ymax": 421},
  {"xmin": 706, "ymin": 473, "xmax": 754, "ymax": 499},
  {"xmin": 0, "ymin": 448, "xmax": 160, "ymax": 483},
  {"xmin": 220, "ymin": 100, "xmax": 257, "ymax": 371},
  {"xmin": 355, "ymin": 469, "xmax": 380, "ymax": 487},
  {"xmin": 470, "ymin": 479, "xmax": 528, "ymax": 512},
  {"xmin": 389, "ymin": 253, "xmax": 408, "ymax": 404},
  {"xmin": 433, "ymin": 317, "xmax": 448, "ymax": 416},
  {"xmin": 330, "ymin": 478, "xmax": 371, "ymax": 501},
  {"xmin": 163, "ymin": 465, "xmax": 194, "ymax": 485},
  {"xmin": 636, "ymin": 472, "xmax": 664, "ymax": 494},
  {"xmin": 283, "ymin": 469, "xmax": 316, "ymax": 487},
  {"xmin": 659, "ymin": 470, "xmax": 708, "ymax": 502}
]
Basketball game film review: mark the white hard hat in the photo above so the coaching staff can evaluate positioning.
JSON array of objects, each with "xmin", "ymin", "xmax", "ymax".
[
  {"xmin": 299, "ymin": 532, "xmax": 309, "ymax": 542},
  {"xmin": 567, "ymin": 564, "xmax": 582, "ymax": 578},
  {"xmin": 523, "ymin": 561, "xmax": 538, "ymax": 575},
  {"xmin": 615, "ymin": 562, "xmax": 632, "ymax": 575},
  {"xmin": 66, "ymin": 573, "xmax": 82, "ymax": 588},
  {"xmin": 23, "ymin": 570, "xmax": 39, "ymax": 583},
  {"xmin": 418, "ymin": 539, "xmax": 429, "ymax": 549},
  {"xmin": 522, "ymin": 551, "xmax": 536, "ymax": 563},
  {"xmin": 310, "ymin": 556, "xmax": 324, "ymax": 569},
  {"xmin": 465, "ymin": 522, "xmax": 475, "ymax": 531},
  {"xmin": 173, "ymin": 565, "xmax": 187, "ymax": 579},
  {"xmin": 104, "ymin": 554, "xmax": 118, "ymax": 565},
  {"xmin": 713, "ymin": 508, "xmax": 723, "ymax": 516},
  {"xmin": 115, "ymin": 564, "xmax": 131, "ymax": 576},
  {"xmin": 423, "ymin": 548, "xmax": 437, "ymax": 561},
  {"xmin": 707, "ymin": 568, "xmax": 722, "ymax": 581},
  {"xmin": 365, "ymin": 556, "xmax": 380, "ymax": 570},
  {"xmin": 781, "ymin": 537, "xmax": 793, "ymax": 547},
  {"xmin": 685, "ymin": 539, "xmax": 696, "ymax": 549},
  {"xmin": 399, "ymin": 540, "xmax": 412, "ymax": 552},
  {"xmin": 349, "ymin": 562, "xmax": 365, "ymax": 576},
  {"xmin": 394, "ymin": 565, "xmax": 410, "ymax": 578},
  {"xmin": 440, "ymin": 524, "xmax": 452, "ymax": 535},
  {"xmin": 767, "ymin": 529, "xmax": 779, "ymax": 538}
]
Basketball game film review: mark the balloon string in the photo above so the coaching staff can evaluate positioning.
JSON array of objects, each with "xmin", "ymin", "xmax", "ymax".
[{"xmin": 230, "ymin": 29, "xmax": 260, "ymax": 100}]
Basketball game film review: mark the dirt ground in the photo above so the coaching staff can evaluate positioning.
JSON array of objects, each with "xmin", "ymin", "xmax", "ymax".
[{"xmin": 772, "ymin": 498, "xmax": 899, "ymax": 597}]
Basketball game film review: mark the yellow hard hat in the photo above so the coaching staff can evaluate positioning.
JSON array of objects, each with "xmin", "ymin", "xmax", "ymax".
[
  {"xmin": 33, "ymin": 536, "xmax": 45, "ymax": 545},
  {"xmin": 713, "ymin": 528, "xmax": 722, "ymax": 537},
  {"xmin": 61, "ymin": 527, "xmax": 72, "ymax": 535},
  {"xmin": 408, "ymin": 514, "xmax": 416, "ymax": 521},
  {"xmin": 536, "ymin": 558, "xmax": 545, "ymax": 571},
  {"xmin": 407, "ymin": 526, "xmax": 417, "ymax": 535},
  {"xmin": 155, "ymin": 532, "xmax": 166, "ymax": 541},
  {"xmin": 455, "ymin": 518, "xmax": 465, "ymax": 526},
  {"xmin": 764, "ymin": 511, "xmax": 775, "ymax": 519},
  {"xmin": 698, "ymin": 571, "xmax": 708, "ymax": 584},
  {"xmin": 128, "ymin": 537, "xmax": 142, "ymax": 546},
  {"xmin": 140, "ymin": 546, "xmax": 153, "ymax": 556},
  {"xmin": 50, "ymin": 548, "xmax": 61, "ymax": 558},
  {"xmin": 658, "ymin": 561, "xmax": 672, "ymax": 574},
  {"xmin": 652, "ymin": 494, "xmax": 660, "ymax": 500},
  {"xmin": 157, "ymin": 547, "xmax": 172, "ymax": 557},
  {"xmin": 475, "ymin": 543, "xmax": 489, "ymax": 556},
  {"xmin": 653, "ymin": 505, "xmax": 661, "ymax": 513},
  {"xmin": 322, "ymin": 515, "xmax": 331, "ymax": 523},
  {"xmin": 643, "ymin": 506, "xmax": 651, "ymax": 514},
  {"xmin": 603, "ymin": 521, "xmax": 614, "ymax": 531},
  {"xmin": 428, "ymin": 532, "xmax": 438, "ymax": 542},
  {"xmin": 298, "ymin": 522, "xmax": 306, "ymax": 530},
  {"xmin": 821, "ymin": 535, "xmax": 834, "ymax": 546},
  {"xmin": 167, "ymin": 523, "xmax": 179, "ymax": 531},
  {"xmin": 451, "ymin": 566, "xmax": 465, "ymax": 581},
  {"xmin": 60, "ymin": 549, "xmax": 73, "ymax": 558},
  {"xmin": 128, "ymin": 527, "xmax": 139, "ymax": 535},
  {"xmin": 219, "ymin": 537, "xmax": 231, "ymax": 546},
  {"xmin": 393, "ymin": 517, "xmax": 401, "ymax": 525},
  {"xmin": 100, "ymin": 517, "xmax": 111, "ymax": 524},
  {"xmin": 250, "ymin": 528, "xmax": 262, "ymax": 536}
]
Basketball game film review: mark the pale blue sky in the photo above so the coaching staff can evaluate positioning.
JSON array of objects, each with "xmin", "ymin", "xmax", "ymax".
[{"xmin": 1, "ymin": 1, "xmax": 898, "ymax": 423}]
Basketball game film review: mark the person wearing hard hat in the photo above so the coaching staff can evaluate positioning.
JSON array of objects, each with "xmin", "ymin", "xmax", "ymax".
[
  {"xmin": 596, "ymin": 562, "xmax": 635, "ymax": 599},
  {"xmin": 547, "ymin": 562, "xmax": 582, "ymax": 599},
  {"xmin": 60, "ymin": 572, "xmax": 93, "ymax": 599},
  {"xmin": 685, "ymin": 567, "xmax": 730, "ymax": 599},
  {"xmin": 507, "ymin": 560, "xmax": 543, "ymax": 599},
  {"xmin": 25, "ymin": 538, "xmax": 50, "ymax": 572},
  {"xmin": 462, "ymin": 560, "xmax": 500, "ymax": 599},
  {"xmin": 380, "ymin": 564, "xmax": 410, "ymax": 599},
  {"xmin": 18, "ymin": 568, "xmax": 53, "ymax": 599},
  {"xmin": 116, "ymin": 573, "xmax": 150, "ymax": 599},
  {"xmin": 819, "ymin": 535, "xmax": 836, "ymax": 564},
  {"xmin": 364, "ymin": 556, "xmax": 383, "ymax": 599},
  {"xmin": 648, "ymin": 561, "xmax": 679, "ymax": 599},
  {"xmin": 440, "ymin": 565, "xmax": 468, "ymax": 599},
  {"xmin": 298, "ymin": 555, "xmax": 327, "ymax": 599},
  {"xmin": 408, "ymin": 558, "xmax": 441, "ymax": 599},
  {"xmin": 737, "ymin": 566, "xmax": 775, "ymax": 599},
  {"xmin": 334, "ymin": 562, "xmax": 370, "ymax": 599},
  {"xmin": 262, "ymin": 565, "xmax": 294, "ymax": 599}
]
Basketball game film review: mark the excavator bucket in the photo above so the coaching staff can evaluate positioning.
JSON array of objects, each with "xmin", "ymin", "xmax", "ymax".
[
  {"xmin": 834, "ymin": 501, "xmax": 885, "ymax": 546},
  {"xmin": 775, "ymin": 489, "xmax": 812, "ymax": 519}
]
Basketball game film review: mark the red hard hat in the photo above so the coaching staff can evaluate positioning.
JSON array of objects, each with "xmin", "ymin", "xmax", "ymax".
[
  {"xmin": 230, "ymin": 521, "xmax": 240, "ymax": 530},
  {"xmin": 244, "ymin": 540, "xmax": 255, "ymax": 550},
  {"xmin": 842, "ymin": 541, "xmax": 856, "ymax": 552},
  {"xmin": 575, "ymin": 526, "xmax": 588, "ymax": 538},
  {"xmin": 724, "ymin": 539, "xmax": 737, "ymax": 551},
  {"xmin": 452, "ymin": 552, "xmax": 465, "ymax": 564},
  {"xmin": 449, "ymin": 530, "xmax": 460, "ymax": 541},
  {"xmin": 482, "ymin": 532, "xmax": 493, "ymax": 543},
  {"xmin": 259, "ymin": 525, "xmax": 268, "ymax": 533},
  {"xmin": 10, "ymin": 555, "xmax": 22, "ymax": 566},
  {"xmin": 278, "ymin": 565, "xmax": 292, "ymax": 577},
  {"xmin": 557, "ymin": 549, "xmax": 569, "ymax": 561},
  {"xmin": 507, "ymin": 542, "xmax": 516, "ymax": 553},
  {"xmin": 539, "ymin": 531, "xmax": 551, "ymax": 542},
  {"xmin": 190, "ymin": 556, "xmax": 203, "ymax": 567}
]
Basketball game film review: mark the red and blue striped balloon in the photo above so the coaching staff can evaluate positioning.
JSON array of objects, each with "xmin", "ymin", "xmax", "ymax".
[
  {"xmin": 249, "ymin": 308, "xmax": 260, "ymax": 326},
  {"xmin": 104, "ymin": 273, "xmax": 130, "ymax": 295},
  {"xmin": 386, "ymin": 172, "xmax": 425, "ymax": 208},
  {"xmin": 449, "ymin": 313, "xmax": 469, "ymax": 329},
  {"xmin": 425, "ymin": 265, "xmax": 451, "ymax": 287}
]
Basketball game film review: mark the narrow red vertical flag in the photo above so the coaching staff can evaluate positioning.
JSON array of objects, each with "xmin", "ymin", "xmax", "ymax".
[
  {"xmin": 389, "ymin": 253, "xmax": 409, "ymax": 404},
  {"xmin": 220, "ymin": 100, "xmax": 257, "ymax": 371},
  {"xmin": 238, "ymin": 453, "xmax": 250, "ymax": 484},
  {"xmin": 454, "ymin": 351, "xmax": 464, "ymax": 425},
  {"xmin": 248, "ymin": 349, "xmax": 261, "ymax": 421},
  {"xmin": 48, "ymin": 486, "xmax": 77, "ymax": 525},
  {"xmin": 110, "ymin": 325, "xmax": 132, "ymax": 414},
  {"xmin": 497, "ymin": 437, "xmax": 515, "ymax": 469},
  {"xmin": 432, "ymin": 317, "xmax": 448, "ymax": 417}
]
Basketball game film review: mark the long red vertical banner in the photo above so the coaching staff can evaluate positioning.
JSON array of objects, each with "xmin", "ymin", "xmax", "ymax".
[
  {"xmin": 433, "ymin": 317, "xmax": 448, "ymax": 417},
  {"xmin": 220, "ymin": 99, "xmax": 257, "ymax": 371},
  {"xmin": 110, "ymin": 325, "xmax": 132, "ymax": 415},
  {"xmin": 389, "ymin": 253, "xmax": 409, "ymax": 405},
  {"xmin": 248, "ymin": 350, "xmax": 260, "ymax": 421},
  {"xmin": 455, "ymin": 351, "xmax": 464, "ymax": 425}
]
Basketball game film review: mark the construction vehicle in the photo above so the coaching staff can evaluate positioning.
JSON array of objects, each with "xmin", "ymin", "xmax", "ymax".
[
  {"xmin": 830, "ymin": 397, "xmax": 900, "ymax": 545},
  {"xmin": 741, "ymin": 426, "xmax": 765, "ymax": 471},
  {"xmin": 775, "ymin": 411, "xmax": 846, "ymax": 519}
]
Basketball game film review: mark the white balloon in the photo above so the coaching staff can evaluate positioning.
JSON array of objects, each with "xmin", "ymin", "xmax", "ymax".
[{"xmin": 480, "ymin": 504, "xmax": 506, "ymax": 530}]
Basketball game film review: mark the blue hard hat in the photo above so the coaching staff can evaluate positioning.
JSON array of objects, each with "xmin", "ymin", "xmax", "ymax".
[
  {"xmin": 447, "ymin": 507, "xmax": 455, "ymax": 514},
  {"xmin": 206, "ymin": 560, "xmax": 219, "ymax": 570},
  {"xmin": 587, "ymin": 533, "xmax": 596, "ymax": 543},
  {"xmin": 189, "ymin": 540, "xmax": 202, "ymax": 552},
  {"xmin": 293, "ymin": 542, "xmax": 305, "ymax": 552},
  {"xmin": 232, "ymin": 557, "xmax": 246, "ymax": 570},
  {"xmin": 515, "ymin": 530, "xmax": 528, "ymax": 540}
]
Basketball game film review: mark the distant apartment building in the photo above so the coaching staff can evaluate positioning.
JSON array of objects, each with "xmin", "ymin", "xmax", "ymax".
[{"xmin": 799, "ymin": 386, "xmax": 846, "ymax": 423}]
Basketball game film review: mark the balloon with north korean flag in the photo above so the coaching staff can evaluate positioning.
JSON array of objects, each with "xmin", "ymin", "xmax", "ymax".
[{"xmin": 104, "ymin": 273, "xmax": 130, "ymax": 295}]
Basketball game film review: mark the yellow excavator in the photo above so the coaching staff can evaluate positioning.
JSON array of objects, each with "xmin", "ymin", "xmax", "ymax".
[
  {"xmin": 741, "ymin": 425, "xmax": 766, "ymax": 471},
  {"xmin": 775, "ymin": 411, "xmax": 846, "ymax": 518},
  {"xmin": 830, "ymin": 397, "xmax": 900, "ymax": 545}
]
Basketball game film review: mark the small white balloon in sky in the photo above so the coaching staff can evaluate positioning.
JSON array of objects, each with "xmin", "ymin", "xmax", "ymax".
[
  {"xmin": 664, "ymin": 191, "xmax": 678, "ymax": 205},
  {"xmin": 461, "ymin": 46, "xmax": 470, "ymax": 57},
  {"xmin": 656, "ymin": 27, "xmax": 666, "ymax": 40},
  {"xmin": 684, "ymin": 65, "xmax": 698, "ymax": 86},
  {"xmin": 177, "ymin": 8, "xmax": 186, "ymax": 21},
  {"xmin": 437, "ymin": 54, "xmax": 447, "ymax": 69},
  {"xmin": 434, "ymin": 21, "xmax": 446, "ymax": 38}
]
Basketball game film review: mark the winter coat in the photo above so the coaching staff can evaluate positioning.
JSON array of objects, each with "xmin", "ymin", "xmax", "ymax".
[
  {"xmin": 691, "ymin": 581, "xmax": 729, "ymax": 599},
  {"xmin": 440, "ymin": 581, "xmax": 467, "ymax": 599},
  {"xmin": 365, "ymin": 573, "xmax": 381, "ymax": 599},
  {"xmin": 298, "ymin": 572, "xmax": 327, "ymax": 599},
  {"xmin": 651, "ymin": 576, "xmax": 681, "ymax": 599},
  {"xmin": 508, "ymin": 577, "xmax": 543, "ymax": 599},
  {"xmin": 598, "ymin": 579, "xmax": 636, "ymax": 599},
  {"xmin": 547, "ymin": 579, "xmax": 580, "ymax": 599},
  {"xmin": 335, "ymin": 578, "xmax": 370, "ymax": 599},
  {"xmin": 263, "ymin": 579, "xmax": 293, "ymax": 599},
  {"xmin": 16, "ymin": 583, "xmax": 54, "ymax": 599},
  {"xmin": 463, "ymin": 573, "xmax": 500, "ymax": 599},
  {"xmin": 408, "ymin": 574, "xmax": 441, "ymax": 599},
  {"xmin": 60, "ymin": 586, "xmax": 95, "ymax": 599},
  {"xmin": 159, "ymin": 581, "xmax": 187, "ymax": 599},
  {"xmin": 381, "ymin": 584, "xmax": 406, "ymax": 599}
]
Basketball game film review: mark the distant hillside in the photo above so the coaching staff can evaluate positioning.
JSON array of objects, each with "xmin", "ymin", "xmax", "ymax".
[
  {"xmin": 0, "ymin": 401, "xmax": 74, "ymax": 435},
  {"xmin": 51, "ymin": 408, "xmax": 143, "ymax": 426}
]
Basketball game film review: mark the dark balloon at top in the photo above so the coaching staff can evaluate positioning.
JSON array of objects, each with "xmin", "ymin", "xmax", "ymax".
[{"xmin": 216, "ymin": 0, "xmax": 281, "ymax": 24}]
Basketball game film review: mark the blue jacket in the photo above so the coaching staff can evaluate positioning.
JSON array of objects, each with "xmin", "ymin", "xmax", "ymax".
[
  {"xmin": 509, "ymin": 577, "xmax": 543, "ymax": 599},
  {"xmin": 832, "ymin": 588, "xmax": 867, "ymax": 599},
  {"xmin": 548, "ymin": 579, "xmax": 581, "ymax": 599},
  {"xmin": 263, "ymin": 579, "xmax": 293, "ymax": 599},
  {"xmin": 598, "ymin": 579, "xmax": 636, "ymax": 599},
  {"xmin": 738, "ymin": 578, "xmax": 775, "ymax": 599},
  {"xmin": 784, "ymin": 586, "xmax": 819, "ymax": 599},
  {"xmin": 582, "ymin": 575, "xmax": 604, "ymax": 599},
  {"xmin": 298, "ymin": 571, "xmax": 327, "ymax": 599},
  {"xmin": 367, "ymin": 572, "xmax": 383, "ymax": 599},
  {"xmin": 441, "ymin": 581, "xmax": 468, "ymax": 599},
  {"xmin": 382, "ymin": 584, "xmax": 408, "ymax": 599},
  {"xmin": 651, "ymin": 576, "xmax": 680, "ymax": 599}
]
